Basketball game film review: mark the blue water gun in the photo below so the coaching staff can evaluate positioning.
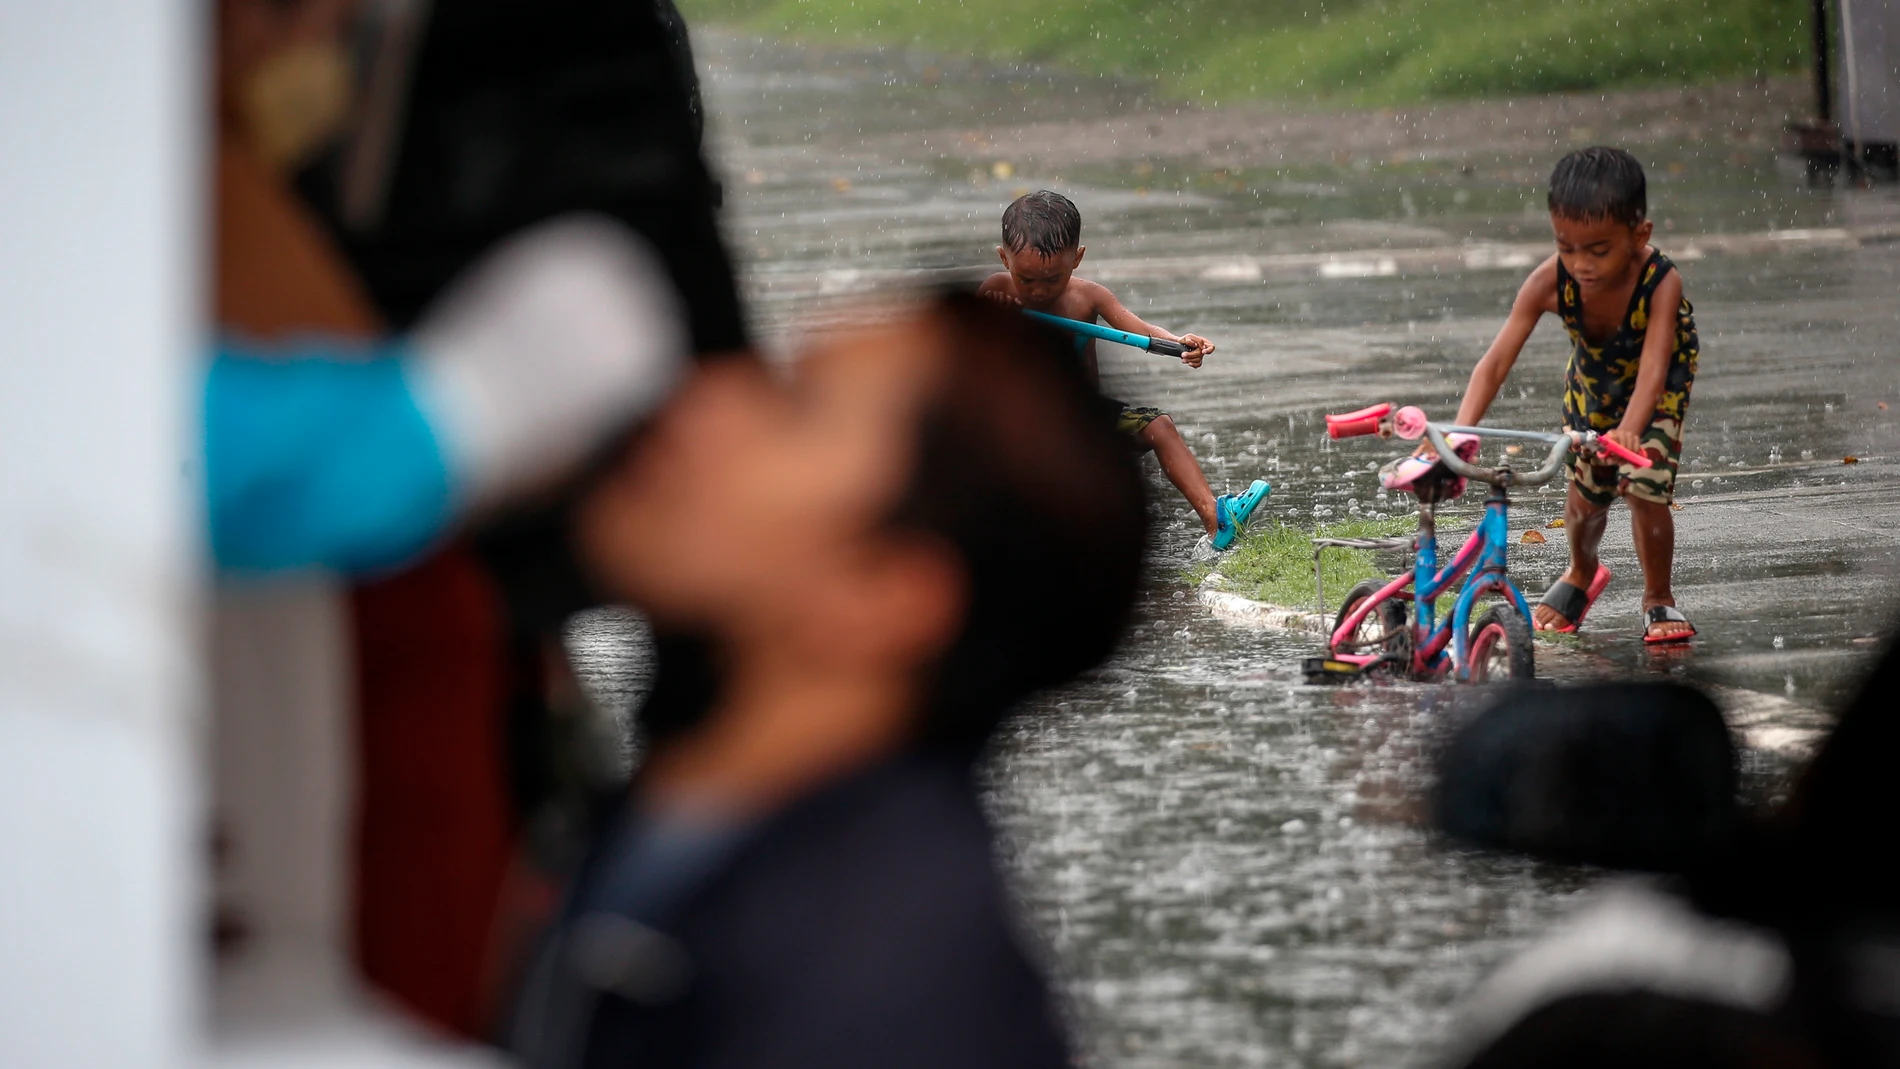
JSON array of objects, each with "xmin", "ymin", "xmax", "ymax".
[{"xmin": 1021, "ymin": 309, "xmax": 1191, "ymax": 358}]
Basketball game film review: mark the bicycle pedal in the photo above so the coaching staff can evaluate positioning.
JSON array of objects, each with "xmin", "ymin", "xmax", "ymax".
[{"xmin": 1302, "ymin": 657, "xmax": 1364, "ymax": 684}]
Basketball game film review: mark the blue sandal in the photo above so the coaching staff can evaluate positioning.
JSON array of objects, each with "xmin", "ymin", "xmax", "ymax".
[{"xmin": 1212, "ymin": 479, "xmax": 1273, "ymax": 551}]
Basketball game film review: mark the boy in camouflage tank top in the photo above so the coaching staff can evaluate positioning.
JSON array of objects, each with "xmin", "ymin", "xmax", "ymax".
[{"xmin": 1445, "ymin": 147, "xmax": 1698, "ymax": 644}]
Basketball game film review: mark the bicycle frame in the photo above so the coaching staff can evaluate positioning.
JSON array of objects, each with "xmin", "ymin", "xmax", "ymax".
[
  {"xmin": 1313, "ymin": 405, "xmax": 1649, "ymax": 684},
  {"xmin": 1326, "ymin": 484, "xmax": 1534, "ymax": 682}
]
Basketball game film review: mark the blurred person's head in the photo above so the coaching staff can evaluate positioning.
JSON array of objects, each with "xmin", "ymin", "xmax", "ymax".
[
  {"xmin": 578, "ymin": 292, "xmax": 1146, "ymax": 806},
  {"xmin": 1547, "ymin": 147, "xmax": 1653, "ymax": 295},
  {"xmin": 998, "ymin": 191, "xmax": 1084, "ymax": 310},
  {"xmin": 217, "ymin": 0, "xmax": 361, "ymax": 170}
]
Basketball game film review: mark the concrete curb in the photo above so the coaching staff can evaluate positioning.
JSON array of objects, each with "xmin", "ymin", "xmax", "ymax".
[{"xmin": 1196, "ymin": 577, "xmax": 1331, "ymax": 635}]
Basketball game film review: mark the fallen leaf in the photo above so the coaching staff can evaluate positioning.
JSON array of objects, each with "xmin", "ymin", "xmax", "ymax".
[
  {"xmin": 1504, "ymin": 444, "xmax": 1523, "ymax": 456},
  {"xmin": 1880, "ymin": 402, "xmax": 1891, "ymax": 411},
  {"xmin": 1844, "ymin": 456, "xmax": 1860, "ymax": 464},
  {"xmin": 1545, "ymin": 518, "xmax": 1566, "ymax": 529},
  {"xmin": 1670, "ymin": 502, "xmax": 1685, "ymax": 512},
  {"xmin": 1520, "ymin": 529, "xmax": 1547, "ymax": 544},
  {"xmin": 831, "ymin": 177, "xmax": 852, "ymax": 193}
]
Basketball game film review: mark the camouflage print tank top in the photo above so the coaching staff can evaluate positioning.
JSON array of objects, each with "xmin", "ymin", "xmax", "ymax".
[{"xmin": 1556, "ymin": 249, "xmax": 1698, "ymax": 434}]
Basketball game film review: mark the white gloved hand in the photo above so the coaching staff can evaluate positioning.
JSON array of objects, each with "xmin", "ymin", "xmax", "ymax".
[{"xmin": 408, "ymin": 214, "xmax": 687, "ymax": 509}]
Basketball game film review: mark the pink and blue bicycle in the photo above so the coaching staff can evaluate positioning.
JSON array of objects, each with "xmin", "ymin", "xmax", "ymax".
[{"xmin": 1303, "ymin": 403, "xmax": 1651, "ymax": 684}]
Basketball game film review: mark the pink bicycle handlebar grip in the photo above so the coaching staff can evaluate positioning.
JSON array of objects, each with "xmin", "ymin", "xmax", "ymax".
[
  {"xmin": 1325, "ymin": 402, "xmax": 1392, "ymax": 439},
  {"xmin": 1393, "ymin": 405, "xmax": 1428, "ymax": 441},
  {"xmin": 1595, "ymin": 435, "xmax": 1655, "ymax": 469}
]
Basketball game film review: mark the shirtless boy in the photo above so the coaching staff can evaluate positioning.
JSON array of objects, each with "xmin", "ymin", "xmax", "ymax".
[
  {"xmin": 1447, "ymin": 148, "xmax": 1698, "ymax": 643},
  {"xmin": 978, "ymin": 190, "xmax": 1270, "ymax": 550}
]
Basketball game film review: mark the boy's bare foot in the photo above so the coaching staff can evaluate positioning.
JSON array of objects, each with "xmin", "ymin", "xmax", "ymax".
[{"xmin": 1531, "ymin": 603, "xmax": 1572, "ymax": 631}]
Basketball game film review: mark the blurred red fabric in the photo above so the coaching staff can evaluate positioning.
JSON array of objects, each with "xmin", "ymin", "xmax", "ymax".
[{"xmin": 351, "ymin": 551, "xmax": 514, "ymax": 1035}]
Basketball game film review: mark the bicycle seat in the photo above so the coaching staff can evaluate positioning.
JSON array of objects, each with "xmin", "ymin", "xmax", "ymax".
[{"xmin": 1379, "ymin": 433, "xmax": 1481, "ymax": 500}]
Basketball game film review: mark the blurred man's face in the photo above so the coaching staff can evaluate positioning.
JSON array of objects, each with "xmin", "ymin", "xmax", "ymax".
[
  {"xmin": 998, "ymin": 246, "xmax": 1082, "ymax": 309},
  {"xmin": 579, "ymin": 315, "xmax": 945, "ymax": 638}
]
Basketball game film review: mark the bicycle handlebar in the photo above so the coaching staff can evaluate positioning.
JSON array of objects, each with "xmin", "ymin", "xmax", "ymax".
[
  {"xmin": 1324, "ymin": 402, "xmax": 1653, "ymax": 488},
  {"xmin": 1421, "ymin": 423, "xmax": 1571, "ymax": 487},
  {"xmin": 1325, "ymin": 403, "xmax": 1392, "ymax": 439},
  {"xmin": 1591, "ymin": 434, "xmax": 1655, "ymax": 469}
]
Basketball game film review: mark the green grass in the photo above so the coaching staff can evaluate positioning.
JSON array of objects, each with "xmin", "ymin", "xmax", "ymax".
[
  {"xmin": 681, "ymin": 0, "xmax": 1809, "ymax": 104},
  {"xmin": 1191, "ymin": 516, "xmax": 1418, "ymax": 611}
]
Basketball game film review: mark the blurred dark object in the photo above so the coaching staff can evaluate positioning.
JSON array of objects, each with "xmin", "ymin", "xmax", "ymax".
[
  {"xmin": 522, "ymin": 759, "xmax": 1075, "ymax": 1069},
  {"xmin": 1463, "ymin": 991, "xmax": 1823, "ymax": 1069},
  {"xmin": 1436, "ymin": 640, "xmax": 1900, "ymax": 1068},
  {"xmin": 1775, "ymin": 629, "xmax": 1900, "ymax": 1069},
  {"xmin": 1783, "ymin": 630, "xmax": 1900, "ymax": 919},
  {"xmin": 303, "ymin": 0, "xmax": 742, "ymax": 347},
  {"xmin": 1788, "ymin": 119, "xmax": 1845, "ymax": 185},
  {"xmin": 1435, "ymin": 682, "xmax": 1740, "ymax": 872}
]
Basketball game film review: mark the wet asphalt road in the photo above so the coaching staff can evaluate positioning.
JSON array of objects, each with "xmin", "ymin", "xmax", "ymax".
[{"xmin": 567, "ymin": 32, "xmax": 1900, "ymax": 1068}]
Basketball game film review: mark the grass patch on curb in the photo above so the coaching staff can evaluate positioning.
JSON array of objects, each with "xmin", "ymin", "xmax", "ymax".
[
  {"xmin": 681, "ymin": 0, "xmax": 1810, "ymax": 105},
  {"xmin": 1532, "ymin": 628, "xmax": 1584, "ymax": 646},
  {"xmin": 1189, "ymin": 516, "xmax": 1416, "ymax": 612}
]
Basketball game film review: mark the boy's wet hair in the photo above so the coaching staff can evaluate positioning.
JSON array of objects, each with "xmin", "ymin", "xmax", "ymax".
[
  {"xmin": 888, "ymin": 292, "xmax": 1146, "ymax": 753},
  {"xmin": 1001, "ymin": 190, "xmax": 1083, "ymax": 257},
  {"xmin": 1548, "ymin": 147, "xmax": 1648, "ymax": 228}
]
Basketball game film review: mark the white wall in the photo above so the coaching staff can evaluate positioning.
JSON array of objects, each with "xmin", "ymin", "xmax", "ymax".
[
  {"xmin": 0, "ymin": 2, "xmax": 202, "ymax": 1067},
  {"xmin": 1839, "ymin": 0, "xmax": 1900, "ymax": 143}
]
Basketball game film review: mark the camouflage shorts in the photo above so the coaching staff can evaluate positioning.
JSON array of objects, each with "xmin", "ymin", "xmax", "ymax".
[
  {"xmin": 1109, "ymin": 400, "xmax": 1166, "ymax": 438},
  {"xmin": 1565, "ymin": 417, "xmax": 1683, "ymax": 506}
]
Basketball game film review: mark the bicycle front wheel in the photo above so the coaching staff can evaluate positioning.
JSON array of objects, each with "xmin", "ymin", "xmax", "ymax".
[{"xmin": 1467, "ymin": 603, "xmax": 1534, "ymax": 682}]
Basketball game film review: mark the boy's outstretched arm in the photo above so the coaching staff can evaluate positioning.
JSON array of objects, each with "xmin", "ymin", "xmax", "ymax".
[
  {"xmin": 1084, "ymin": 281, "xmax": 1214, "ymax": 368},
  {"xmin": 1453, "ymin": 258, "xmax": 1558, "ymax": 426},
  {"xmin": 977, "ymin": 272, "xmax": 1019, "ymax": 306},
  {"xmin": 1608, "ymin": 269, "xmax": 1683, "ymax": 456}
]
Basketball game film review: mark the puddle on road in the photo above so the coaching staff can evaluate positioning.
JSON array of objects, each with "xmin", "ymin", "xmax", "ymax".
[{"xmin": 562, "ymin": 30, "xmax": 1900, "ymax": 1068}]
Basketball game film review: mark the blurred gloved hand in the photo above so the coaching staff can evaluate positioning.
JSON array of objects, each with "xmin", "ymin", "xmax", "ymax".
[
  {"xmin": 208, "ymin": 215, "xmax": 685, "ymax": 574},
  {"xmin": 407, "ymin": 215, "xmax": 685, "ymax": 509}
]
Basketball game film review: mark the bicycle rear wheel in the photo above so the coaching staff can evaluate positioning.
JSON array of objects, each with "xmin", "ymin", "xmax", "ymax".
[
  {"xmin": 1332, "ymin": 578, "xmax": 1409, "ymax": 672},
  {"xmin": 1467, "ymin": 602, "xmax": 1535, "ymax": 682}
]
